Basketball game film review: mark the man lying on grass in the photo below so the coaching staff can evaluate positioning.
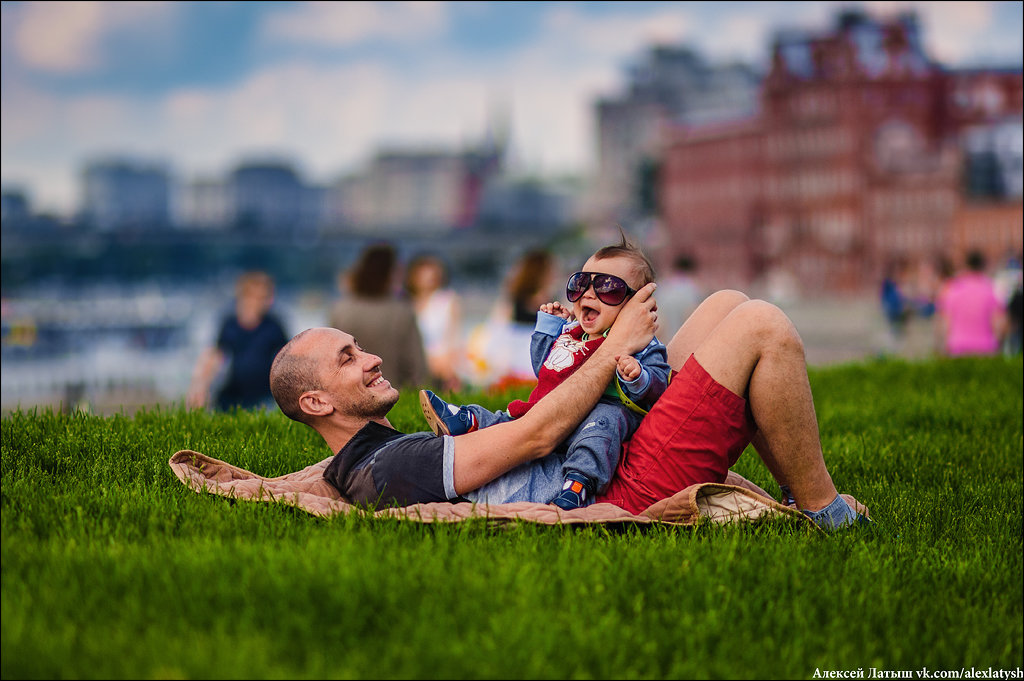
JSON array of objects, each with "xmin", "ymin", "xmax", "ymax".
[{"xmin": 269, "ymin": 286, "xmax": 868, "ymax": 531}]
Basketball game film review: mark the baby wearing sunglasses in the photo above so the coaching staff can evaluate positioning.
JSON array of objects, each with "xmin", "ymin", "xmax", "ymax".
[{"xmin": 421, "ymin": 237, "xmax": 671, "ymax": 509}]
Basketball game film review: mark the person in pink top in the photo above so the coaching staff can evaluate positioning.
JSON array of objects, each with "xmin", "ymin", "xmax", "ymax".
[{"xmin": 937, "ymin": 250, "xmax": 1007, "ymax": 356}]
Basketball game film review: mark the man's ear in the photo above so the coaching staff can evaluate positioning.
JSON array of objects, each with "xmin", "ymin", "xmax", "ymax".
[{"xmin": 298, "ymin": 390, "xmax": 334, "ymax": 418}]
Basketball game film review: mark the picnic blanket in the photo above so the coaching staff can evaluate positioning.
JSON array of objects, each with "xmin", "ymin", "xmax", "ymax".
[{"xmin": 169, "ymin": 450, "xmax": 868, "ymax": 530}]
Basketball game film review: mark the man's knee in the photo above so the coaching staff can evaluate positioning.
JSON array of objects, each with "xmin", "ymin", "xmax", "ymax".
[
  {"xmin": 737, "ymin": 300, "xmax": 804, "ymax": 353},
  {"xmin": 704, "ymin": 289, "xmax": 750, "ymax": 310}
]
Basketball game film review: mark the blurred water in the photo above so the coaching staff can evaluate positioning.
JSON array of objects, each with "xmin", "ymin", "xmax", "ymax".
[
  {"xmin": 0, "ymin": 283, "xmax": 501, "ymax": 414},
  {"xmin": 1, "ymin": 284, "xmax": 923, "ymax": 415}
]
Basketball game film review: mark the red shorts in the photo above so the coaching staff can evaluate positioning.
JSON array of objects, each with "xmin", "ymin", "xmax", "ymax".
[{"xmin": 596, "ymin": 354, "xmax": 756, "ymax": 514}]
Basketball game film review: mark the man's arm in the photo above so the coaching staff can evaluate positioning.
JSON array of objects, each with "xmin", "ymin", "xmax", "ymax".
[
  {"xmin": 451, "ymin": 284, "xmax": 658, "ymax": 494},
  {"xmin": 186, "ymin": 347, "xmax": 225, "ymax": 408}
]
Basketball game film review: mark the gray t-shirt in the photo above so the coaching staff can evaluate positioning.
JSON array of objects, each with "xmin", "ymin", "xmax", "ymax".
[{"xmin": 323, "ymin": 422, "xmax": 565, "ymax": 508}]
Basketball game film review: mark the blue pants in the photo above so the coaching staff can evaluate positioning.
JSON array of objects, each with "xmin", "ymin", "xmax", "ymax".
[{"xmin": 467, "ymin": 399, "xmax": 640, "ymax": 497}]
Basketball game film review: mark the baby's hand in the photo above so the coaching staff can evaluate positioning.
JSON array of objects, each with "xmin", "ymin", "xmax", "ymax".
[
  {"xmin": 616, "ymin": 355, "xmax": 642, "ymax": 382},
  {"xmin": 539, "ymin": 302, "xmax": 572, "ymax": 320}
]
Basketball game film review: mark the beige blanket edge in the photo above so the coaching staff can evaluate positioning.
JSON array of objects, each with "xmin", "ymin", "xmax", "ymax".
[{"xmin": 168, "ymin": 450, "xmax": 868, "ymax": 531}]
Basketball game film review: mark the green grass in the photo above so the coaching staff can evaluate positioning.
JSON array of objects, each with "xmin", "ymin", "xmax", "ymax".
[{"xmin": 2, "ymin": 356, "xmax": 1022, "ymax": 679}]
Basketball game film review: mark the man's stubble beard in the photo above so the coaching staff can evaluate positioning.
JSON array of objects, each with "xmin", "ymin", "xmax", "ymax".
[{"xmin": 348, "ymin": 389, "xmax": 400, "ymax": 421}]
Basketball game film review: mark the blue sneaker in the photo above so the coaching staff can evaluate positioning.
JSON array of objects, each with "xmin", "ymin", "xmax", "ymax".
[
  {"xmin": 551, "ymin": 472, "xmax": 594, "ymax": 510},
  {"xmin": 419, "ymin": 390, "xmax": 477, "ymax": 436},
  {"xmin": 802, "ymin": 494, "xmax": 872, "ymax": 531}
]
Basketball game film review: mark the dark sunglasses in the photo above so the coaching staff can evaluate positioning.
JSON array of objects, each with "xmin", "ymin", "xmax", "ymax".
[{"xmin": 566, "ymin": 271, "xmax": 638, "ymax": 306}]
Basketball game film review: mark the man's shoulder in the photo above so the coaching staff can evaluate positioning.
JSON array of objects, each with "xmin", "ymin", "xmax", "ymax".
[
  {"xmin": 340, "ymin": 422, "xmax": 438, "ymax": 456},
  {"xmin": 326, "ymin": 423, "xmax": 418, "ymax": 480},
  {"xmin": 324, "ymin": 422, "xmax": 450, "ymax": 507}
]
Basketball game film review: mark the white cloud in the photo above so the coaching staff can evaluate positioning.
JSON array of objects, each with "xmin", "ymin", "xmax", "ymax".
[
  {"xmin": 0, "ymin": 3, "xmax": 778, "ymax": 213},
  {"xmin": 0, "ymin": 85, "xmax": 151, "ymax": 213},
  {"xmin": 3, "ymin": 1, "xmax": 1019, "ymax": 217},
  {"xmin": 0, "ymin": 79, "xmax": 60, "ymax": 142},
  {"xmin": 714, "ymin": 14, "xmax": 773, "ymax": 63},
  {"xmin": 541, "ymin": 5, "xmax": 691, "ymax": 56},
  {"xmin": 261, "ymin": 0, "xmax": 448, "ymax": 47},
  {"xmin": 495, "ymin": 4, "xmax": 727, "ymax": 173},
  {"xmin": 151, "ymin": 60, "xmax": 410, "ymax": 182},
  {"xmin": 10, "ymin": 1, "xmax": 178, "ymax": 74},
  {"xmin": 881, "ymin": 1, "xmax": 997, "ymax": 63},
  {"xmin": 13, "ymin": 1, "xmax": 106, "ymax": 72},
  {"xmin": 164, "ymin": 3, "xmax": 676, "ymax": 185}
]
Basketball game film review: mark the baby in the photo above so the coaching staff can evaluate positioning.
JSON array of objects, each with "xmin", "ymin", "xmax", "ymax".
[{"xmin": 420, "ymin": 237, "xmax": 671, "ymax": 509}]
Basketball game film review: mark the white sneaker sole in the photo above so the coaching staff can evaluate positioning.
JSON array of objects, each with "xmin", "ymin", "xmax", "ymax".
[{"xmin": 419, "ymin": 390, "xmax": 450, "ymax": 436}]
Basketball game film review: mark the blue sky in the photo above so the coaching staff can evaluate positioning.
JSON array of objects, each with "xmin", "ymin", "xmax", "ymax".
[{"xmin": 2, "ymin": 1, "xmax": 1022, "ymax": 217}]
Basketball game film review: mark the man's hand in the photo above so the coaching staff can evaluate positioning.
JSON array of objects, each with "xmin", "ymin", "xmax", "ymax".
[
  {"xmin": 605, "ymin": 283, "xmax": 658, "ymax": 356},
  {"xmin": 539, "ymin": 302, "xmax": 572, "ymax": 320},
  {"xmin": 616, "ymin": 355, "xmax": 642, "ymax": 382}
]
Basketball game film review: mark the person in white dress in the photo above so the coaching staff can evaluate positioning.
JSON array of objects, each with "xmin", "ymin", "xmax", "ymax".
[{"xmin": 404, "ymin": 254, "xmax": 465, "ymax": 392}]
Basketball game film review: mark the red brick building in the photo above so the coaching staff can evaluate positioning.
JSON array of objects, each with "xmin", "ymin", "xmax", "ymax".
[
  {"xmin": 951, "ymin": 201, "xmax": 1024, "ymax": 265},
  {"xmin": 658, "ymin": 11, "xmax": 1022, "ymax": 296}
]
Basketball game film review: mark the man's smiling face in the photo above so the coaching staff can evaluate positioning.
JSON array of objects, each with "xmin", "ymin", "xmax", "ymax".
[{"xmin": 308, "ymin": 328, "xmax": 400, "ymax": 420}]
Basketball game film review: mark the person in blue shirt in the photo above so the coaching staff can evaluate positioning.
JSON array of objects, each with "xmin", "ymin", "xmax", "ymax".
[{"xmin": 188, "ymin": 271, "xmax": 289, "ymax": 411}]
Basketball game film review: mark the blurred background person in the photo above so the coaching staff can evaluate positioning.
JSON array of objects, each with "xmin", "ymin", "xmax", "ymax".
[
  {"xmin": 992, "ymin": 251, "xmax": 1023, "ymax": 308},
  {"xmin": 507, "ymin": 249, "xmax": 559, "ymax": 327},
  {"xmin": 897, "ymin": 254, "xmax": 953, "ymax": 357},
  {"xmin": 329, "ymin": 243, "xmax": 428, "ymax": 389},
  {"xmin": 465, "ymin": 249, "xmax": 558, "ymax": 389},
  {"xmin": 1006, "ymin": 276, "xmax": 1023, "ymax": 356},
  {"xmin": 404, "ymin": 253, "xmax": 464, "ymax": 392},
  {"xmin": 879, "ymin": 257, "xmax": 912, "ymax": 356},
  {"xmin": 936, "ymin": 249, "xmax": 1006, "ymax": 357},
  {"xmin": 656, "ymin": 253, "xmax": 702, "ymax": 342},
  {"xmin": 926, "ymin": 254, "xmax": 957, "ymax": 355},
  {"xmin": 187, "ymin": 271, "xmax": 288, "ymax": 411},
  {"xmin": 993, "ymin": 251, "xmax": 1023, "ymax": 356}
]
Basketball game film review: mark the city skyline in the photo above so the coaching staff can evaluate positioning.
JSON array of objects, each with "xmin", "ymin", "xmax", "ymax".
[{"xmin": 3, "ymin": 1, "xmax": 1023, "ymax": 218}]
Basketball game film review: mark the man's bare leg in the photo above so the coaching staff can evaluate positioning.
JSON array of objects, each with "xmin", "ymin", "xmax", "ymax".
[
  {"xmin": 750, "ymin": 432, "xmax": 794, "ymax": 504},
  {"xmin": 665, "ymin": 290, "xmax": 750, "ymax": 369},
  {"xmin": 682, "ymin": 299, "xmax": 840, "ymax": 514},
  {"xmin": 665, "ymin": 291, "xmax": 793, "ymax": 498}
]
